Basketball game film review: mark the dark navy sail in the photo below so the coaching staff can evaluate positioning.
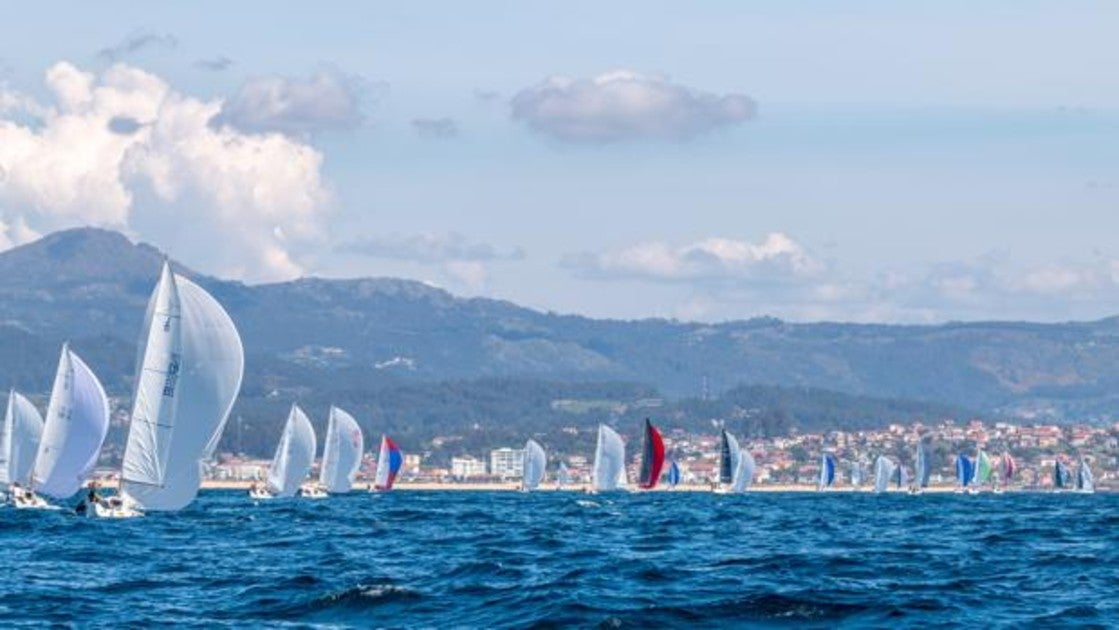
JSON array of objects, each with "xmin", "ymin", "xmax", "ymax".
[
  {"xmin": 956, "ymin": 454, "xmax": 974, "ymax": 488},
  {"xmin": 916, "ymin": 438, "xmax": 932, "ymax": 489},
  {"xmin": 637, "ymin": 418, "xmax": 665, "ymax": 490}
]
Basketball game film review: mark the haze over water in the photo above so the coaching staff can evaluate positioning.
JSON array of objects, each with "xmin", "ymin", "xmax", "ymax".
[{"xmin": 2, "ymin": 491, "xmax": 1115, "ymax": 627}]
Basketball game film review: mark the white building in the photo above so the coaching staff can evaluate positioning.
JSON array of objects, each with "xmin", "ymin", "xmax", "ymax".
[
  {"xmin": 490, "ymin": 448, "xmax": 524, "ymax": 479},
  {"xmin": 451, "ymin": 456, "xmax": 488, "ymax": 480}
]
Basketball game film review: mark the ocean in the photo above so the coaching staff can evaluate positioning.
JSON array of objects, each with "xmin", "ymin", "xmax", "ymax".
[{"xmin": 1, "ymin": 491, "xmax": 1116, "ymax": 628}]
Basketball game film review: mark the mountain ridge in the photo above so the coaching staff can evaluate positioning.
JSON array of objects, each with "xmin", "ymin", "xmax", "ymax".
[{"xmin": 3, "ymin": 227, "xmax": 1119, "ymax": 428}]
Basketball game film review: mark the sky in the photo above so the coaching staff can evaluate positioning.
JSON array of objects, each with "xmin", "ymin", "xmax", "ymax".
[{"xmin": 1, "ymin": 2, "xmax": 1117, "ymax": 323}]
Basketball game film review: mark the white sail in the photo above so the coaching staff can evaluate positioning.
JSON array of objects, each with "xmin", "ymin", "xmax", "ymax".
[
  {"xmin": 121, "ymin": 265, "xmax": 244, "ymax": 511},
  {"xmin": 0, "ymin": 390, "xmax": 44, "ymax": 488},
  {"xmin": 592, "ymin": 424, "xmax": 627, "ymax": 492},
  {"xmin": 265, "ymin": 405, "xmax": 316, "ymax": 497},
  {"xmin": 319, "ymin": 406, "xmax": 363, "ymax": 493},
  {"xmin": 873, "ymin": 455, "xmax": 896, "ymax": 493},
  {"xmin": 725, "ymin": 431, "xmax": 742, "ymax": 483},
  {"xmin": 522, "ymin": 439, "xmax": 546, "ymax": 491},
  {"xmin": 731, "ymin": 444, "xmax": 755, "ymax": 493},
  {"xmin": 31, "ymin": 345, "xmax": 111, "ymax": 499},
  {"xmin": 1077, "ymin": 459, "xmax": 1095, "ymax": 492}
]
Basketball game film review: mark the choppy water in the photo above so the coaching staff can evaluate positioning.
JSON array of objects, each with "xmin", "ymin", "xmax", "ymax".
[{"xmin": 1, "ymin": 491, "xmax": 1116, "ymax": 628}]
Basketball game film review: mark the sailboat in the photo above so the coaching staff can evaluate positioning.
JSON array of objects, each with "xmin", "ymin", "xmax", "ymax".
[
  {"xmin": 373, "ymin": 435, "xmax": 404, "ymax": 491},
  {"xmin": 556, "ymin": 462, "xmax": 571, "ymax": 490},
  {"xmin": 521, "ymin": 439, "xmax": 546, "ymax": 492},
  {"xmin": 873, "ymin": 455, "xmax": 895, "ymax": 493},
  {"xmin": 98, "ymin": 263, "xmax": 244, "ymax": 518},
  {"xmin": 994, "ymin": 452, "xmax": 1015, "ymax": 494},
  {"xmin": 1074, "ymin": 457, "xmax": 1094, "ymax": 493},
  {"xmin": 636, "ymin": 419, "xmax": 665, "ymax": 490},
  {"xmin": 849, "ymin": 459, "xmax": 866, "ymax": 489},
  {"xmin": 23, "ymin": 344, "xmax": 111, "ymax": 510},
  {"xmin": 318, "ymin": 406, "xmax": 364, "ymax": 494},
  {"xmin": 666, "ymin": 459, "xmax": 681, "ymax": 489},
  {"xmin": 911, "ymin": 438, "xmax": 931, "ymax": 494},
  {"xmin": 1053, "ymin": 460, "xmax": 1073, "ymax": 491},
  {"xmin": 818, "ymin": 453, "xmax": 837, "ymax": 491},
  {"xmin": 955, "ymin": 454, "xmax": 974, "ymax": 493},
  {"xmin": 972, "ymin": 448, "xmax": 992, "ymax": 492},
  {"xmin": 253, "ymin": 404, "xmax": 316, "ymax": 500},
  {"xmin": 591, "ymin": 424, "xmax": 626, "ymax": 492},
  {"xmin": 0, "ymin": 390, "xmax": 44, "ymax": 503}
]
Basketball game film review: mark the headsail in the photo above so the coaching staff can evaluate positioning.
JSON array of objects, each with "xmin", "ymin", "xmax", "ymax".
[
  {"xmin": 1053, "ymin": 461, "xmax": 1072, "ymax": 489},
  {"xmin": 819, "ymin": 453, "xmax": 837, "ymax": 490},
  {"xmin": 974, "ymin": 450, "xmax": 992, "ymax": 487},
  {"xmin": 873, "ymin": 455, "xmax": 895, "ymax": 493},
  {"xmin": 319, "ymin": 406, "xmax": 363, "ymax": 493},
  {"xmin": 121, "ymin": 265, "xmax": 244, "ymax": 510},
  {"xmin": 1002, "ymin": 452, "xmax": 1016, "ymax": 483},
  {"xmin": 666, "ymin": 460, "xmax": 681, "ymax": 489},
  {"xmin": 0, "ymin": 390, "xmax": 44, "ymax": 488},
  {"xmin": 557, "ymin": 462, "xmax": 571, "ymax": 488},
  {"xmin": 31, "ymin": 345, "xmax": 111, "ymax": 499},
  {"xmin": 956, "ymin": 454, "xmax": 973, "ymax": 489},
  {"xmin": 592, "ymin": 424, "xmax": 626, "ymax": 492},
  {"xmin": 521, "ymin": 439, "xmax": 546, "ymax": 491},
  {"xmin": 732, "ymin": 445, "xmax": 755, "ymax": 493},
  {"xmin": 915, "ymin": 438, "xmax": 932, "ymax": 489},
  {"xmin": 265, "ymin": 405, "xmax": 316, "ymax": 497},
  {"xmin": 637, "ymin": 418, "xmax": 665, "ymax": 489},
  {"xmin": 1076, "ymin": 458, "xmax": 1094, "ymax": 492},
  {"xmin": 374, "ymin": 435, "xmax": 404, "ymax": 491}
]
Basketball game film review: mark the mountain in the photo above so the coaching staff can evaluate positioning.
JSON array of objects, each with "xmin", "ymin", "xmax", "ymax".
[{"xmin": 1, "ymin": 228, "xmax": 1117, "ymax": 456}]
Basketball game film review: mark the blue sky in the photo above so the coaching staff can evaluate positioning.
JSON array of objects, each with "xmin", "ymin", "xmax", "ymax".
[{"xmin": 1, "ymin": 2, "xmax": 1117, "ymax": 322}]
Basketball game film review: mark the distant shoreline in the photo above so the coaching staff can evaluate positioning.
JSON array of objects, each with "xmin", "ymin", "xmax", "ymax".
[{"xmin": 190, "ymin": 480, "xmax": 1108, "ymax": 493}]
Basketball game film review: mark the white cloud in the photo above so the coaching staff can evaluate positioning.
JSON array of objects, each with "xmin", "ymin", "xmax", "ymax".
[
  {"xmin": 511, "ymin": 70, "xmax": 757, "ymax": 143},
  {"xmin": 567, "ymin": 233, "xmax": 822, "ymax": 283},
  {"xmin": 213, "ymin": 69, "xmax": 367, "ymax": 135},
  {"xmin": 0, "ymin": 61, "xmax": 330, "ymax": 281}
]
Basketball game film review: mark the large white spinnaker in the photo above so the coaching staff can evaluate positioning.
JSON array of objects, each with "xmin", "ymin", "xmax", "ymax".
[
  {"xmin": 120, "ymin": 264, "xmax": 244, "ymax": 511},
  {"xmin": 31, "ymin": 345, "xmax": 111, "ymax": 499},
  {"xmin": 266, "ymin": 405, "xmax": 317, "ymax": 497},
  {"xmin": 732, "ymin": 442, "xmax": 755, "ymax": 493},
  {"xmin": 592, "ymin": 424, "xmax": 627, "ymax": 492},
  {"xmin": 873, "ymin": 455, "xmax": 896, "ymax": 493},
  {"xmin": 0, "ymin": 390, "xmax": 44, "ymax": 488},
  {"xmin": 522, "ymin": 439, "xmax": 546, "ymax": 491},
  {"xmin": 319, "ymin": 406, "xmax": 363, "ymax": 493}
]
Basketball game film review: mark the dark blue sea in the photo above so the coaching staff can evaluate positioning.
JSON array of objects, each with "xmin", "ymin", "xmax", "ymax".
[{"xmin": 1, "ymin": 491, "xmax": 1116, "ymax": 628}]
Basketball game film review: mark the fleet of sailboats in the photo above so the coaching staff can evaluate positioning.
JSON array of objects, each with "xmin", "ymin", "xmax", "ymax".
[{"xmin": 1, "ymin": 262, "xmax": 1110, "ymax": 513}]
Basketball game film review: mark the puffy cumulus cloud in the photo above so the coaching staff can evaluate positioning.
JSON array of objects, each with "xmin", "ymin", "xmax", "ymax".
[
  {"xmin": 213, "ymin": 69, "xmax": 368, "ymax": 135},
  {"xmin": 0, "ymin": 61, "xmax": 329, "ymax": 281},
  {"xmin": 410, "ymin": 117, "xmax": 459, "ymax": 139},
  {"xmin": 339, "ymin": 232, "xmax": 523, "ymax": 290},
  {"xmin": 566, "ymin": 233, "xmax": 822, "ymax": 283},
  {"xmin": 97, "ymin": 31, "xmax": 178, "ymax": 62},
  {"xmin": 510, "ymin": 70, "xmax": 757, "ymax": 143}
]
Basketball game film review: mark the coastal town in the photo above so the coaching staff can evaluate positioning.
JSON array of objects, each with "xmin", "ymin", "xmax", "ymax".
[{"xmin": 199, "ymin": 419, "xmax": 1118, "ymax": 491}]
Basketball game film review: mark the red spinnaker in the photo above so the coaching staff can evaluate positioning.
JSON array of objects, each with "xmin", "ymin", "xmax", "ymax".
[{"xmin": 638, "ymin": 418, "xmax": 666, "ymax": 489}]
